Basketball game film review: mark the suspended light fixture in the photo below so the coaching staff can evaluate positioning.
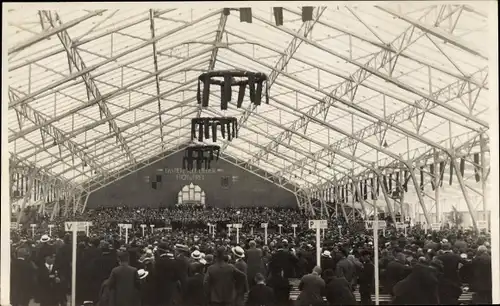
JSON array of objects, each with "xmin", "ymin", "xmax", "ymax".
[
  {"xmin": 191, "ymin": 117, "xmax": 238, "ymax": 142},
  {"xmin": 197, "ymin": 70, "xmax": 269, "ymax": 110},
  {"xmin": 182, "ymin": 145, "xmax": 221, "ymax": 171}
]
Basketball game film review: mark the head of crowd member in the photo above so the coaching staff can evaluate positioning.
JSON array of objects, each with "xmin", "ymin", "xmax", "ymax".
[
  {"xmin": 40, "ymin": 235, "xmax": 51, "ymax": 244},
  {"xmin": 477, "ymin": 245, "xmax": 488, "ymax": 256},
  {"xmin": 248, "ymin": 240, "xmax": 256, "ymax": 249},
  {"xmin": 312, "ymin": 266, "xmax": 322, "ymax": 276},
  {"xmin": 360, "ymin": 249, "xmax": 372, "ymax": 263},
  {"xmin": 215, "ymin": 246, "xmax": 226, "ymax": 263},
  {"xmin": 254, "ymin": 273, "xmax": 266, "ymax": 285},
  {"xmin": 118, "ymin": 251, "xmax": 130, "ymax": 265},
  {"xmin": 44, "ymin": 253, "xmax": 56, "ymax": 266}
]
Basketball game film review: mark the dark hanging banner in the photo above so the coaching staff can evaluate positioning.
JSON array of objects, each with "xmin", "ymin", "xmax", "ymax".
[
  {"xmin": 474, "ymin": 153, "xmax": 481, "ymax": 182},
  {"xmin": 302, "ymin": 6, "xmax": 313, "ymax": 22},
  {"xmin": 240, "ymin": 8, "xmax": 253, "ymax": 23},
  {"xmin": 273, "ymin": 7, "xmax": 283, "ymax": 26},
  {"xmin": 439, "ymin": 161, "xmax": 446, "ymax": 187},
  {"xmin": 460, "ymin": 158, "xmax": 465, "ymax": 176},
  {"xmin": 420, "ymin": 166, "xmax": 425, "ymax": 191}
]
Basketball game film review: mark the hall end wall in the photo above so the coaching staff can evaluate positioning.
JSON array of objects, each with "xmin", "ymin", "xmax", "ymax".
[{"xmin": 86, "ymin": 151, "xmax": 297, "ymax": 209}]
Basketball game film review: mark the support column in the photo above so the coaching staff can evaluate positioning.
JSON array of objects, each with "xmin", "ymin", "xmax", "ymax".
[
  {"xmin": 479, "ymin": 132, "xmax": 489, "ymax": 225},
  {"xmin": 434, "ymin": 149, "xmax": 440, "ymax": 223},
  {"xmin": 451, "ymin": 157, "xmax": 478, "ymax": 231}
]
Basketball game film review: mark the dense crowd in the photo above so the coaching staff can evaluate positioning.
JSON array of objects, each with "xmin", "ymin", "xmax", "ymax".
[{"xmin": 10, "ymin": 206, "xmax": 492, "ymax": 306}]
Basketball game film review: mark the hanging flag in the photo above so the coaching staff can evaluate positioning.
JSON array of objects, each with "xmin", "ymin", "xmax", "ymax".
[
  {"xmin": 377, "ymin": 176, "xmax": 380, "ymax": 195},
  {"xmin": 240, "ymin": 8, "xmax": 253, "ymax": 23},
  {"xmin": 403, "ymin": 170, "xmax": 408, "ymax": 192},
  {"xmin": 383, "ymin": 175, "xmax": 388, "ymax": 191},
  {"xmin": 439, "ymin": 161, "xmax": 446, "ymax": 187},
  {"xmin": 460, "ymin": 158, "xmax": 465, "ymax": 176},
  {"xmin": 388, "ymin": 174, "xmax": 393, "ymax": 191},
  {"xmin": 302, "ymin": 6, "xmax": 313, "ymax": 22},
  {"xmin": 420, "ymin": 166, "xmax": 425, "ymax": 191},
  {"xmin": 273, "ymin": 7, "xmax": 283, "ymax": 26},
  {"xmin": 474, "ymin": 153, "xmax": 480, "ymax": 182}
]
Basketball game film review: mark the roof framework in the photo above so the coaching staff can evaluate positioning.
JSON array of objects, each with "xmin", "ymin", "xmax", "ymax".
[{"xmin": 5, "ymin": 3, "xmax": 492, "ymax": 229}]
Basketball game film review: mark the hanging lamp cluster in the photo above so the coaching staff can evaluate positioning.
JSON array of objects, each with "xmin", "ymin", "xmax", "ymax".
[
  {"xmin": 197, "ymin": 70, "xmax": 269, "ymax": 110},
  {"xmin": 182, "ymin": 145, "xmax": 221, "ymax": 171},
  {"xmin": 191, "ymin": 117, "xmax": 238, "ymax": 142}
]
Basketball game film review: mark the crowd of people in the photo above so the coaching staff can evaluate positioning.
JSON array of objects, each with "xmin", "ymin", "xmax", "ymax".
[{"xmin": 10, "ymin": 206, "xmax": 492, "ymax": 306}]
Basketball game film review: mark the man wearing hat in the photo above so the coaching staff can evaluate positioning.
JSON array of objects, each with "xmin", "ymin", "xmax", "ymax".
[
  {"xmin": 245, "ymin": 241, "xmax": 266, "ymax": 288},
  {"xmin": 11, "ymin": 247, "xmax": 36, "ymax": 306},
  {"xmin": 155, "ymin": 241, "xmax": 181, "ymax": 306},
  {"xmin": 174, "ymin": 244, "xmax": 190, "ymax": 303},
  {"xmin": 231, "ymin": 246, "xmax": 249, "ymax": 306}
]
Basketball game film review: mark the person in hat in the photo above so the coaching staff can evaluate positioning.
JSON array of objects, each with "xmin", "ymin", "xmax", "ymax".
[
  {"xmin": 35, "ymin": 234, "xmax": 53, "ymax": 267},
  {"xmin": 11, "ymin": 247, "xmax": 36, "ymax": 306},
  {"xmin": 189, "ymin": 250, "xmax": 205, "ymax": 276},
  {"xmin": 323, "ymin": 268, "xmax": 357, "ymax": 306},
  {"xmin": 155, "ymin": 242, "xmax": 182, "ymax": 306},
  {"xmin": 230, "ymin": 246, "xmax": 248, "ymax": 306},
  {"xmin": 296, "ymin": 266, "xmax": 325, "ymax": 306},
  {"xmin": 174, "ymin": 244, "xmax": 190, "ymax": 303},
  {"xmin": 320, "ymin": 250, "xmax": 335, "ymax": 278},
  {"xmin": 183, "ymin": 260, "xmax": 206, "ymax": 306}
]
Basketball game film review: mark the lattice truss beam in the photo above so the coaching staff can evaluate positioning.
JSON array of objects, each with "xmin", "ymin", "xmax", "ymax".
[{"xmin": 6, "ymin": 5, "xmax": 490, "ymax": 221}]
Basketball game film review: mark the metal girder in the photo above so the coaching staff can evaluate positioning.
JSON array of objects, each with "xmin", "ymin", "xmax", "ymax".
[
  {"xmin": 9, "ymin": 10, "xmax": 176, "ymax": 72},
  {"xmin": 282, "ymin": 7, "xmax": 487, "ymax": 89},
  {"xmin": 223, "ymin": 32, "xmax": 485, "ymax": 134},
  {"xmin": 40, "ymin": 11, "xmax": 136, "ymax": 164},
  {"xmin": 197, "ymin": 9, "xmax": 227, "ymax": 118},
  {"xmin": 9, "ymin": 9, "xmax": 221, "ymax": 110},
  {"xmin": 376, "ymin": 5, "xmax": 488, "ymax": 60},
  {"xmin": 217, "ymin": 7, "xmax": 327, "ymax": 156},
  {"xmin": 9, "ymin": 88, "xmax": 108, "ymax": 177},
  {"xmin": 8, "ymin": 10, "xmax": 106, "ymax": 55},
  {"xmin": 10, "ymin": 52, "xmax": 210, "ymax": 142},
  {"xmin": 219, "ymin": 154, "xmax": 302, "ymax": 195},
  {"xmin": 227, "ymin": 48, "xmax": 456, "ymax": 161},
  {"xmin": 57, "ymin": 112, "xmax": 195, "ymax": 179},
  {"xmin": 252, "ymin": 14, "xmax": 489, "ymax": 129},
  {"xmin": 12, "ymin": 72, "xmax": 200, "ymax": 167},
  {"xmin": 149, "ymin": 9, "xmax": 165, "ymax": 150},
  {"xmin": 450, "ymin": 157, "xmax": 478, "ymax": 230}
]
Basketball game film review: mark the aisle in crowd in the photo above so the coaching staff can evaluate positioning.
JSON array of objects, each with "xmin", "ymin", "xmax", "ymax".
[{"xmin": 10, "ymin": 206, "xmax": 492, "ymax": 306}]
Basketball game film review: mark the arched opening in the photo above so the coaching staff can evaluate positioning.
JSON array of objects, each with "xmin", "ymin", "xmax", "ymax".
[{"xmin": 177, "ymin": 183, "xmax": 206, "ymax": 208}]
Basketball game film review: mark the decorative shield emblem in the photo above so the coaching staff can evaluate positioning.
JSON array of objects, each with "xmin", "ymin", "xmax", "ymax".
[{"xmin": 221, "ymin": 176, "xmax": 230, "ymax": 189}]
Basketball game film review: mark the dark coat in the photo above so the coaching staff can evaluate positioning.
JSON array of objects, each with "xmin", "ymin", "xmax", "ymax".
[
  {"xmin": 269, "ymin": 249, "xmax": 298, "ymax": 279},
  {"xmin": 324, "ymin": 276, "xmax": 357, "ymax": 306},
  {"xmin": 108, "ymin": 264, "xmax": 141, "ymax": 306},
  {"xmin": 204, "ymin": 261, "xmax": 247, "ymax": 304},
  {"xmin": 155, "ymin": 255, "xmax": 182, "ymax": 305},
  {"xmin": 267, "ymin": 273, "xmax": 291, "ymax": 306},
  {"xmin": 297, "ymin": 273, "xmax": 325, "ymax": 306},
  {"xmin": 88, "ymin": 251, "xmax": 119, "ymax": 302},
  {"xmin": 183, "ymin": 273, "xmax": 205, "ymax": 306},
  {"xmin": 246, "ymin": 248, "xmax": 266, "ymax": 284},
  {"xmin": 36, "ymin": 263, "xmax": 67, "ymax": 306},
  {"xmin": 11, "ymin": 258, "xmax": 37, "ymax": 305},
  {"xmin": 383, "ymin": 260, "xmax": 410, "ymax": 295},
  {"xmin": 246, "ymin": 283, "xmax": 275, "ymax": 306},
  {"xmin": 392, "ymin": 264, "xmax": 439, "ymax": 305}
]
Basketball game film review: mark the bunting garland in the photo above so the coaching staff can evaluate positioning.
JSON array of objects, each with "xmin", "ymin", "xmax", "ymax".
[{"xmin": 191, "ymin": 117, "xmax": 238, "ymax": 142}]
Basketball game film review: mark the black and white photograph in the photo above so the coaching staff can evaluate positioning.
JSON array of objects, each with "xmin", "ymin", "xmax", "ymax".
[{"xmin": 1, "ymin": 2, "xmax": 499, "ymax": 306}]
